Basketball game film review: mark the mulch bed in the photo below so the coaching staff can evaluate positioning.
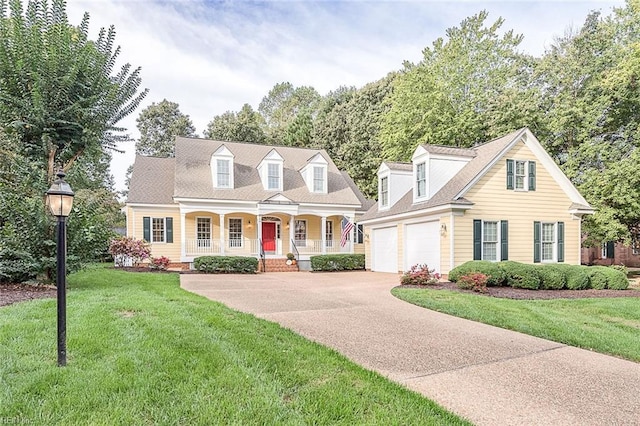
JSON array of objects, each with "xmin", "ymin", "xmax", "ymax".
[
  {"xmin": 398, "ymin": 281, "xmax": 640, "ymax": 300},
  {"xmin": 0, "ymin": 283, "xmax": 57, "ymax": 307}
]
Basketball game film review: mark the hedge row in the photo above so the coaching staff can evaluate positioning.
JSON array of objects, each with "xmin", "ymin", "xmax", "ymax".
[
  {"xmin": 449, "ymin": 261, "xmax": 629, "ymax": 290},
  {"xmin": 310, "ymin": 254, "xmax": 365, "ymax": 271},
  {"xmin": 193, "ymin": 256, "xmax": 258, "ymax": 274}
]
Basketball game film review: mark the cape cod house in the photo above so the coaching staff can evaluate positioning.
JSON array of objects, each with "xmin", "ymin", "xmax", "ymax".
[
  {"xmin": 125, "ymin": 137, "xmax": 371, "ymax": 270},
  {"xmin": 359, "ymin": 128, "xmax": 594, "ymax": 277}
]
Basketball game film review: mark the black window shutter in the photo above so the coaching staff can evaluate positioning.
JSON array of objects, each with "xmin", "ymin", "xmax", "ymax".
[
  {"xmin": 501, "ymin": 220, "xmax": 509, "ymax": 261},
  {"xmin": 166, "ymin": 217, "xmax": 173, "ymax": 243},
  {"xmin": 557, "ymin": 222, "xmax": 564, "ymax": 262},
  {"xmin": 473, "ymin": 220, "xmax": 482, "ymax": 260},
  {"xmin": 506, "ymin": 159, "xmax": 514, "ymax": 190},
  {"xmin": 533, "ymin": 221, "xmax": 541, "ymax": 263},
  {"xmin": 143, "ymin": 217, "xmax": 151, "ymax": 242},
  {"xmin": 528, "ymin": 161, "xmax": 536, "ymax": 191},
  {"xmin": 606, "ymin": 241, "xmax": 615, "ymax": 259}
]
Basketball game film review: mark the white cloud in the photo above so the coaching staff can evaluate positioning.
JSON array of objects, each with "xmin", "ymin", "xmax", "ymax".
[{"xmin": 64, "ymin": 0, "xmax": 624, "ymax": 193}]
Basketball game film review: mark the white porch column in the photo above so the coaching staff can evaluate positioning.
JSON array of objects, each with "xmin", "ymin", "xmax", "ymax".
[
  {"xmin": 219, "ymin": 214, "xmax": 225, "ymax": 255},
  {"xmin": 321, "ymin": 216, "xmax": 327, "ymax": 254},
  {"xmin": 180, "ymin": 212, "xmax": 186, "ymax": 259},
  {"xmin": 289, "ymin": 215, "xmax": 295, "ymax": 249},
  {"xmin": 257, "ymin": 215, "xmax": 262, "ymax": 254},
  {"xmin": 349, "ymin": 215, "xmax": 356, "ymax": 254}
]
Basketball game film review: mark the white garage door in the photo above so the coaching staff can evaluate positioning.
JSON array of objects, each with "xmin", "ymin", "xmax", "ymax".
[
  {"xmin": 372, "ymin": 227, "xmax": 398, "ymax": 273},
  {"xmin": 405, "ymin": 222, "xmax": 440, "ymax": 273}
]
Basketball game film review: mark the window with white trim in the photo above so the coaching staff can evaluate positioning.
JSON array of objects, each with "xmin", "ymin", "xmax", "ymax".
[
  {"xmin": 416, "ymin": 162, "xmax": 426, "ymax": 198},
  {"xmin": 356, "ymin": 224, "xmax": 364, "ymax": 244},
  {"xmin": 152, "ymin": 218, "xmax": 165, "ymax": 243},
  {"xmin": 197, "ymin": 217, "xmax": 211, "ymax": 247},
  {"xmin": 267, "ymin": 163, "xmax": 280, "ymax": 190},
  {"xmin": 541, "ymin": 223, "xmax": 555, "ymax": 261},
  {"xmin": 506, "ymin": 159, "xmax": 536, "ymax": 191},
  {"xmin": 482, "ymin": 221, "xmax": 498, "ymax": 261},
  {"xmin": 313, "ymin": 166, "xmax": 324, "ymax": 192},
  {"xmin": 294, "ymin": 220, "xmax": 307, "ymax": 246},
  {"xmin": 515, "ymin": 161, "xmax": 526, "ymax": 190},
  {"xmin": 325, "ymin": 220, "xmax": 333, "ymax": 247},
  {"xmin": 380, "ymin": 176, "xmax": 389, "ymax": 207},
  {"xmin": 228, "ymin": 218, "xmax": 242, "ymax": 248},
  {"xmin": 217, "ymin": 159, "xmax": 230, "ymax": 188}
]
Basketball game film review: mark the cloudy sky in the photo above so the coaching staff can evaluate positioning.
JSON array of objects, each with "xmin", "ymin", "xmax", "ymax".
[{"xmin": 65, "ymin": 0, "xmax": 624, "ymax": 192}]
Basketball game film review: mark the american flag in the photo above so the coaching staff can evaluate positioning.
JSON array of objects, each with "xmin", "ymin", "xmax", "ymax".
[{"xmin": 340, "ymin": 217, "xmax": 355, "ymax": 247}]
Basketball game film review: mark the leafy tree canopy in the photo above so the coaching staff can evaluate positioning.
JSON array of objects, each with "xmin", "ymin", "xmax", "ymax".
[
  {"xmin": 204, "ymin": 103, "xmax": 265, "ymax": 143},
  {"xmin": 135, "ymin": 99, "xmax": 196, "ymax": 157}
]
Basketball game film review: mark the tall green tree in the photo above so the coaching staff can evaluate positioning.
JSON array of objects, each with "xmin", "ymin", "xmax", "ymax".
[
  {"xmin": 0, "ymin": 0, "xmax": 148, "ymax": 180},
  {"xmin": 258, "ymin": 82, "xmax": 321, "ymax": 145},
  {"xmin": 135, "ymin": 99, "xmax": 196, "ymax": 157},
  {"xmin": 204, "ymin": 103, "xmax": 266, "ymax": 143},
  {"xmin": 380, "ymin": 11, "xmax": 534, "ymax": 161}
]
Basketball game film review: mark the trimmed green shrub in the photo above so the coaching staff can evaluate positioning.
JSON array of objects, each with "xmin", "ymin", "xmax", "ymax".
[
  {"xmin": 500, "ymin": 261, "xmax": 541, "ymax": 289},
  {"xmin": 586, "ymin": 266, "xmax": 608, "ymax": 290},
  {"xmin": 310, "ymin": 254, "xmax": 365, "ymax": 271},
  {"xmin": 551, "ymin": 264, "xmax": 590, "ymax": 290},
  {"xmin": 600, "ymin": 266, "xmax": 629, "ymax": 290},
  {"xmin": 449, "ymin": 261, "xmax": 507, "ymax": 286},
  {"xmin": 536, "ymin": 265, "xmax": 567, "ymax": 290},
  {"xmin": 193, "ymin": 256, "xmax": 258, "ymax": 274},
  {"xmin": 0, "ymin": 248, "xmax": 38, "ymax": 283}
]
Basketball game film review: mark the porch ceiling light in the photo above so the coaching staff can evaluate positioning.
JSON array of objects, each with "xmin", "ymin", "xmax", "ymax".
[{"xmin": 46, "ymin": 170, "xmax": 75, "ymax": 217}]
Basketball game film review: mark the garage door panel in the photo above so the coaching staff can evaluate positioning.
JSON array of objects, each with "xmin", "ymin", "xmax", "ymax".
[
  {"xmin": 372, "ymin": 227, "xmax": 397, "ymax": 273},
  {"xmin": 405, "ymin": 222, "xmax": 440, "ymax": 273}
]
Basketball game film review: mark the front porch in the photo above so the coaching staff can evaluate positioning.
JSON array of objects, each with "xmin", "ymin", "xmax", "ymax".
[{"xmin": 179, "ymin": 210, "xmax": 356, "ymax": 263}]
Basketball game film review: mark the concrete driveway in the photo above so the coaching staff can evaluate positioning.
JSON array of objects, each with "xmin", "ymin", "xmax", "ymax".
[{"xmin": 181, "ymin": 271, "xmax": 640, "ymax": 426}]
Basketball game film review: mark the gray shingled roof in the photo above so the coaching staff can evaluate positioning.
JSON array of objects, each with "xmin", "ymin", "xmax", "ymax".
[
  {"xmin": 129, "ymin": 137, "xmax": 363, "ymax": 206},
  {"xmin": 360, "ymin": 129, "xmax": 525, "ymax": 221},
  {"xmin": 127, "ymin": 156, "xmax": 176, "ymax": 204},
  {"xmin": 420, "ymin": 144, "xmax": 477, "ymax": 157},
  {"xmin": 383, "ymin": 161, "xmax": 412, "ymax": 172}
]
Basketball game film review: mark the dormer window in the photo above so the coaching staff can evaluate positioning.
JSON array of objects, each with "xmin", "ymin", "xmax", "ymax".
[
  {"xmin": 416, "ymin": 162, "xmax": 426, "ymax": 198},
  {"xmin": 217, "ymin": 159, "xmax": 230, "ymax": 188},
  {"xmin": 300, "ymin": 153, "xmax": 328, "ymax": 194},
  {"xmin": 267, "ymin": 163, "xmax": 280, "ymax": 190},
  {"xmin": 380, "ymin": 176, "xmax": 389, "ymax": 207},
  {"xmin": 259, "ymin": 149, "xmax": 284, "ymax": 191},
  {"xmin": 211, "ymin": 145, "xmax": 234, "ymax": 189},
  {"xmin": 313, "ymin": 166, "xmax": 324, "ymax": 192}
]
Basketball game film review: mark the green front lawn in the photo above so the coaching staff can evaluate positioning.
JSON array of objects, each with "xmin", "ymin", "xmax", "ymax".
[
  {"xmin": 392, "ymin": 288, "xmax": 640, "ymax": 362},
  {"xmin": 0, "ymin": 267, "xmax": 468, "ymax": 425}
]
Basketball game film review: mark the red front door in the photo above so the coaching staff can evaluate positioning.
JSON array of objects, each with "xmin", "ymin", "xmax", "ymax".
[{"xmin": 262, "ymin": 222, "xmax": 276, "ymax": 252}]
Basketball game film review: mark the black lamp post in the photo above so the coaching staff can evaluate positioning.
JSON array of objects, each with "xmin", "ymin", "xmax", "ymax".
[{"xmin": 46, "ymin": 170, "xmax": 74, "ymax": 367}]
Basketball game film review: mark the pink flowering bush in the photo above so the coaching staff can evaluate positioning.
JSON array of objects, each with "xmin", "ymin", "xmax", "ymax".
[
  {"xmin": 400, "ymin": 264, "xmax": 441, "ymax": 285},
  {"xmin": 149, "ymin": 256, "xmax": 171, "ymax": 270},
  {"xmin": 108, "ymin": 237, "xmax": 151, "ymax": 267},
  {"xmin": 456, "ymin": 272, "xmax": 489, "ymax": 293}
]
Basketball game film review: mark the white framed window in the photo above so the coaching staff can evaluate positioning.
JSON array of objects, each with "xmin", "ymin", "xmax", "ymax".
[
  {"xmin": 482, "ymin": 221, "xmax": 498, "ymax": 261},
  {"xmin": 267, "ymin": 163, "xmax": 280, "ymax": 190},
  {"xmin": 217, "ymin": 159, "xmax": 230, "ymax": 188},
  {"xmin": 152, "ymin": 218, "xmax": 165, "ymax": 243},
  {"xmin": 541, "ymin": 223, "xmax": 555, "ymax": 262},
  {"xmin": 325, "ymin": 220, "xmax": 333, "ymax": 247},
  {"xmin": 416, "ymin": 162, "xmax": 426, "ymax": 198},
  {"xmin": 228, "ymin": 218, "xmax": 243, "ymax": 248},
  {"xmin": 356, "ymin": 224, "xmax": 364, "ymax": 244},
  {"xmin": 294, "ymin": 220, "xmax": 307, "ymax": 246},
  {"xmin": 515, "ymin": 160, "xmax": 526, "ymax": 190},
  {"xmin": 196, "ymin": 217, "xmax": 211, "ymax": 248},
  {"xmin": 380, "ymin": 176, "xmax": 389, "ymax": 207},
  {"xmin": 313, "ymin": 166, "xmax": 324, "ymax": 192}
]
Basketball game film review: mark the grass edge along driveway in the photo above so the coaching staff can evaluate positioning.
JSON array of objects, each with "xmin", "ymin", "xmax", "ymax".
[
  {"xmin": 392, "ymin": 287, "xmax": 640, "ymax": 363},
  {"xmin": 0, "ymin": 267, "xmax": 469, "ymax": 425}
]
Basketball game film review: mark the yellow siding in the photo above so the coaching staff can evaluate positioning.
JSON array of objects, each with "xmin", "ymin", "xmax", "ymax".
[
  {"xmin": 364, "ymin": 226, "xmax": 372, "ymax": 269},
  {"xmin": 440, "ymin": 216, "xmax": 451, "ymax": 274},
  {"xmin": 453, "ymin": 140, "xmax": 581, "ymax": 269},
  {"xmin": 128, "ymin": 207, "xmax": 182, "ymax": 262}
]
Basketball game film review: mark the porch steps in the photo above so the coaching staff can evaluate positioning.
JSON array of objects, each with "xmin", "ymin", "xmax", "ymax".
[{"xmin": 259, "ymin": 258, "xmax": 299, "ymax": 272}]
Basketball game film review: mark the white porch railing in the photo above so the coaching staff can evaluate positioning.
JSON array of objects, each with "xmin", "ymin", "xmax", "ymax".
[
  {"xmin": 185, "ymin": 239, "xmax": 350, "ymax": 257},
  {"xmin": 294, "ymin": 240, "xmax": 351, "ymax": 254}
]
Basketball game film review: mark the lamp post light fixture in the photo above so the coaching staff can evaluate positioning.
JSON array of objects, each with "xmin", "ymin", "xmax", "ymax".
[{"xmin": 46, "ymin": 169, "xmax": 74, "ymax": 367}]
